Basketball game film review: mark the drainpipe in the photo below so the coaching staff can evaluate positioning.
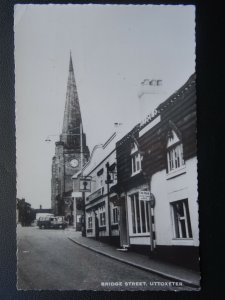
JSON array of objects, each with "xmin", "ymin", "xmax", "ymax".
[{"xmin": 80, "ymin": 123, "xmax": 86, "ymax": 237}]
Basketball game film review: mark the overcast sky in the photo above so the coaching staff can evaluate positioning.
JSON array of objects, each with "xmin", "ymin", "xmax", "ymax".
[{"xmin": 15, "ymin": 4, "xmax": 195, "ymax": 209}]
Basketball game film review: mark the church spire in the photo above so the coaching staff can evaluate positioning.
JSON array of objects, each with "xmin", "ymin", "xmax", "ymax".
[
  {"xmin": 61, "ymin": 53, "xmax": 82, "ymax": 146},
  {"xmin": 69, "ymin": 51, "xmax": 74, "ymax": 72}
]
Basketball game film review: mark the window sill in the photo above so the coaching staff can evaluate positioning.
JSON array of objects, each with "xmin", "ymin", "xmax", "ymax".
[
  {"xmin": 131, "ymin": 170, "xmax": 142, "ymax": 177},
  {"xmin": 171, "ymin": 238, "xmax": 194, "ymax": 246},
  {"xmin": 130, "ymin": 233, "xmax": 150, "ymax": 237},
  {"xmin": 99, "ymin": 226, "xmax": 106, "ymax": 231},
  {"xmin": 166, "ymin": 166, "xmax": 186, "ymax": 180},
  {"xmin": 111, "ymin": 224, "xmax": 119, "ymax": 230}
]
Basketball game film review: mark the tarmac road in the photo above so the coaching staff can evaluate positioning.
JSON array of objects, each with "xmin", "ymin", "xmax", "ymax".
[{"xmin": 17, "ymin": 225, "xmax": 191, "ymax": 291}]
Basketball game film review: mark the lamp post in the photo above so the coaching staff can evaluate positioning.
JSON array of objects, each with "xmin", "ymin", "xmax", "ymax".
[
  {"xmin": 80, "ymin": 125, "xmax": 87, "ymax": 236},
  {"xmin": 105, "ymin": 162, "xmax": 118, "ymax": 238},
  {"xmin": 71, "ymin": 123, "xmax": 85, "ymax": 233}
]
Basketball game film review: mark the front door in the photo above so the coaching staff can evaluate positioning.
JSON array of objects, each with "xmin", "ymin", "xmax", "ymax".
[{"xmin": 119, "ymin": 197, "xmax": 129, "ymax": 247}]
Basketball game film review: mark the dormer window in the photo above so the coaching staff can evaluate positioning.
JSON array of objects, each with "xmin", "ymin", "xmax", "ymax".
[
  {"xmin": 131, "ymin": 143, "xmax": 141, "ymax": 176},
  {"xmin": 167, "ymin": 130, "xmax": 185, "ymax": 173}
]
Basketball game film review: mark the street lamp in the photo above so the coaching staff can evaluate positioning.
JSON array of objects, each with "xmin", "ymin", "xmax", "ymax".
[{"xmin": 45, "ymin": 124, "xmax": 84, "ymax": 164}]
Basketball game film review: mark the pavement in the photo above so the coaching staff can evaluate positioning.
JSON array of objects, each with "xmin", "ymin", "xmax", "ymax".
[{"xmin": 65, "ymin": 228, "xmax": 200, "ymax": 289}]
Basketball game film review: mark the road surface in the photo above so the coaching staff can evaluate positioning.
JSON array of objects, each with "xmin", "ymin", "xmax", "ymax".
[{"xmin": 17, "ymin": 225, "xmax": 190, "ymax": 291}]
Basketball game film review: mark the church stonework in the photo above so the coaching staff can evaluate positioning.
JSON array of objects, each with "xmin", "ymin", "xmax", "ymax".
[{"xmin": 51, "ymin": 54, "xmax": 89, "ymax": 220}]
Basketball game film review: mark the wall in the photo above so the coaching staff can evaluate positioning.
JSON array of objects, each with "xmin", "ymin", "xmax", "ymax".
[
  {"xmin": 83, "ymin": 139, "xmax": 120, "ymax": 238},
  {"xmin": 151, "ymin": 156, "xmax": 199, "ymax": 247}
]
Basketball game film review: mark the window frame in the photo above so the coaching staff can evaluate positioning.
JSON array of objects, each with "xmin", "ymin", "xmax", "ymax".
[
  {"xmin": 170, "ymin": 199, "xmax": 193, "ymax": 239},
  {"xmin": 99, "ymin": 208, "xmax": 106, "ymax": 227},
  {"xmin": 112, "ymin": 207, "xmax": 119, "ymax": 224},
  {"xmin": 87, "ymin": 216, "xmax": 93, "ymax": 229},
  {"xmin": 131, "ymin": 143, "xmax": 141, "ymax": 176},
  {"xmin": 166, "ymin": 131, "xmax": 185, "ymax": 175},
  {"xmin": 129, "ymin": 192, "xmax": 150, "ymax": 236}
]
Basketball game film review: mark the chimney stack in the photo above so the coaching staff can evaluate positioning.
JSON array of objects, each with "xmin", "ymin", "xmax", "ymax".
[{"xmin": 138, "ymin": 79, "xmax": 165, "ymax": 122}]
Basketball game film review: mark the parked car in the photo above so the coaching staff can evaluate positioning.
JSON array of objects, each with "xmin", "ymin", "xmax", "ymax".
[{"xmin": 37, "ymin": 215, "xmax": 67, "ymax": 229}]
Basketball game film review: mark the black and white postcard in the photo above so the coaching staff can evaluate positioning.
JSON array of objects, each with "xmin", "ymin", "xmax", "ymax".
[{"xmin": 15, "ymin": 4, "xmax": 200, "ymax": 291}]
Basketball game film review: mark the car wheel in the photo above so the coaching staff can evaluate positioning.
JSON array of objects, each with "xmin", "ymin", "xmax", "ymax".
[
  {"xmin": 41, "ymin": 225, "xmax": 45, "ymax": 229},
  {"xmin": 59, "ymin": 224, "xmax": 63, "ymax": 229}
]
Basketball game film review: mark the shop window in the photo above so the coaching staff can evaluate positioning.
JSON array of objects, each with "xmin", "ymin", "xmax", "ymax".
[
  {"xmin": 167, "ymin": 130, "xmax": 185, "ymax": 173},
  {"xmin": 130, "ymin": 193, "xmax": 150, "ymax": 234},
  {"xmin": 112, "ymin": 207, "xmax": 119, "ymax": 224},
  {"xmin": 171, "ymin": 199, "xmax": 193, "ymax": 239},
  {"xmin": 131, "ymin": 143, "xmax": 141, "ymax": 176},
  {"xmin": 87, "ymin": 216, "xmax": 92, "ymax": 229}
]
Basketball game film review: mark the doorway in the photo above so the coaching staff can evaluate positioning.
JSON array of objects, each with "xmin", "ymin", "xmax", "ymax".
[{"xmin": 119, "ymin": 197, "xmax": 129, "ymax": 247}]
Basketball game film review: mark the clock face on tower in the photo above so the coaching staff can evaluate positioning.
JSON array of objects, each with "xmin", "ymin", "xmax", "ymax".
[{"xmin": 70, "ymin": 159, "xmax": 79, "ymax": 168}]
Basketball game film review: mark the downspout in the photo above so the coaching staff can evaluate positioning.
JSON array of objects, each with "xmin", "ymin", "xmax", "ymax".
[{"xmin": 80, "ymin": 123, "xmax": 86, "ymax": 237}]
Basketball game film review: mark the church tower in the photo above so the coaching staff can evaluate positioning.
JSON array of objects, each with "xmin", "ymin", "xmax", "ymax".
[{"xmin": 51, "ymin": 53, "xmax": 90, "ymax": 218}]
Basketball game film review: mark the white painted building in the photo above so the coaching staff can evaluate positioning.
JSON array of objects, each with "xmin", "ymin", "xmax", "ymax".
[
  {"xmin": 73, "ymin": 129, "xmax": 125, "ymax": 244},
  {"xmin": 115, "ymin": 74, "xmax": 199, "ymax": 267}
]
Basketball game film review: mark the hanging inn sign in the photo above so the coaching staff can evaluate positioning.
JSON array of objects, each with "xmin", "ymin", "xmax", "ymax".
[{"xmin": 79, "ymin": 176, "xmax": 92, "ymax": 192}]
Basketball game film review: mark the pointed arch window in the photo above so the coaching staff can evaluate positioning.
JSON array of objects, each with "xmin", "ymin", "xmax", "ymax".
[{"xmin": 167, "ymin": 130, "xmax": 185, "ymax": 173}]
